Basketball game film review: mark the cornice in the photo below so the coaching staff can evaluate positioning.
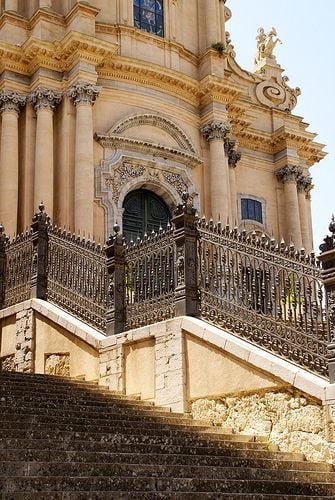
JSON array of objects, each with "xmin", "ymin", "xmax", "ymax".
[
  {"xmin": 98, "ymin": 56, "xmax": 200, "ymax": 106},
  {"xmin": 95, "ymin": 134, "xmax": 203, "ymax": 169},
  {"xmin": 199, "ymin": 75, "xmax": 243, "ymax": 107},
  {"xmin": 65, "ymin": 1, "xmax": 100, "ymax": 24},
  {"xmin": 0, "ymin": 11, "xmax": 28, "ymax": 30}
]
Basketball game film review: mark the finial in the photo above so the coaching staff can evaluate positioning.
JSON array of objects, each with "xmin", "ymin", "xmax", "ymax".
[
  {"xmin": 39, "ymin": 201, "xmax": 45, "ymax": 212},
  {"xmin": 0, "ymin": 223, "xmax": 4, "ymax": 234},
  {"xmin": 113, "ymin": 222, "xmax": 120, "ymax": 234}
]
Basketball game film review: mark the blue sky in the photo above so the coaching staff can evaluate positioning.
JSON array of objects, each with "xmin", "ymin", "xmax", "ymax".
[{"xmin": 227, "ymin": 0, "xmax": 334, "ymax": 251}]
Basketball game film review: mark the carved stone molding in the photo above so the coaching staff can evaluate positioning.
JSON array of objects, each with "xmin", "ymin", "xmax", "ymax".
[
  {"xmin": 0, "ymin": 90, "xmax": 26, "ymax": 114},
  {"xmin": 224, "ymin": 138, "xmax": 241, "ymax": 168},
  {"xmin": 67, "ymin": 82, "xmax": 101, "ymax": 106},
  {"xmin": 201, "ymin": 120, "xmax": 231, "ymax": 142},
  {"xmin": 275, "ymin": 165, "xmax": 303, "ymax": 184},
  {"xmin": 28, "ymin": 87, "xmax": 62, "ymax": 112},
  {"xmin": 297, "ymin": 174, "xmax": 313, "ymax": 194},
  {"xmin": 104, "ymin": 161, "xmax": 189, "ymax": 205}
]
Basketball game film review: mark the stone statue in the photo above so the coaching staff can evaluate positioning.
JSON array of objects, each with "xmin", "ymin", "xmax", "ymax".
[{"xmin": 255, "ymin": 27, "xmax": 282, "ymax": 64}]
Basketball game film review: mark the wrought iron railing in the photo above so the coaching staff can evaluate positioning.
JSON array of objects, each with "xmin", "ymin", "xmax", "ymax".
[
  {"xmin": 47, "ymin": 227, "xmax": 107, "ymax": 331},
  {"xmin": 4, "ymin": 232, "xmax": 33, "ymax": 308},
  {"xmin": 0, "ymin": 203, "xmax": 333, "ymax": 380},
  {"xmin": 197, "ymin": 219, "xmax": 328, "ymax": 378},
  {"xmin": 125, "ymin": 228, "xmax": 175, "ymax": 330}
]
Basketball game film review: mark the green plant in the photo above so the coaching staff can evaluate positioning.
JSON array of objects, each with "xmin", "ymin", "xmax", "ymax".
[{"xmin": 211, "ymin": 42, "xmax": 225, "ymax": 55}]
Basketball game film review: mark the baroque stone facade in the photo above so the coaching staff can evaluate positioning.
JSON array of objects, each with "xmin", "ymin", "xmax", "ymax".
[{"xmin": 0, "ymin": 0, "xmax": 325, "ymax": 251}]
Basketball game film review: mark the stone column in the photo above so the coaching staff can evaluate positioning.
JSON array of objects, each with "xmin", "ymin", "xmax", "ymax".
[
  {"xmin": 4, "ymin": 0, "xmax": 18, "ymax": 11},
  {"xmin": 29, "ymin": 88, "xmax": 62, "ymax": 220},
  {"xmin": 0, "ymin": 90, "xmax": 26, "ymax": 236},
  {"xmin": 297, "ymin": 175, "xmax": 313, "ymax": 253},
  {"xmin": 275, "ymin": 166, "xmax": 303, "ymax": 249},
  {"xmin": 205, "ymin": 0, "xmax": 219, "ymax": 47},
  {"xmin": 225, "ymin": 138, "xmax": 241, "ymax": 225},
  {"xmin": 68, "ymin": 82, "xmax": 100, "ymax": 236},
  {"xmin": 219, "ymin": 0, "xmax": 226, "ymax": 42},
  {"xmin": 201, "ymin": 120, "xmax": 231, "ymax": 222}
]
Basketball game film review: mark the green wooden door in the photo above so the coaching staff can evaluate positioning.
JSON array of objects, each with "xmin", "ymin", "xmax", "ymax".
[{"xmin": 122, "ymin": 189, "xmax": 170, "ymax": 242}]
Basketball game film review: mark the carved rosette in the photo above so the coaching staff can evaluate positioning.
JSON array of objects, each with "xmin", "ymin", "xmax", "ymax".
[
  {"xmin": 224, "ymin": 138, "xmax": 241, "ymax": 168},
  {"xmin": 275, "ymin": 165, "xmax": 303, "ymax": 184},
  {"xmin": 201, "ymin": 120, "xmax": 231, "ymax": 142},
  {"xmin": 67, "ymin": 82, "xmax": 101, "ymax": 106},
  {"xmin": 29, "ymin": 87, "xmax": 62, "ymax": 111},
  {"xmin": 297, "ymin": 174, "xmax": 313, "ymax": 194},
  {"xmin": 0, "ymin": 90, "xmax": 26, "ymax": 114}
]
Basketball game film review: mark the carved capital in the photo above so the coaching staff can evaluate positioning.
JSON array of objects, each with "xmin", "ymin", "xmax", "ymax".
[
  {"xmin": 201, "ymin": 120, "xmax": 231, "ymax": 142},
  {"xmin": 275, "ymin": 165, "xmax": 303, "ymax": 184},
  {"xmin": 29, "ymin": 87, "xmax": 62, "ymax": 112},
  {"xmin": 67, "ymin": 82, "xmax": 101, "ymax": 106},
  {"xmin": 297, "ymin": 174, "xmax": 313, "ymax": 194},
  {"xmin": 224, "ymin": 138, "xmax": 241, "ymax": 168},
  {"xmin": 0, "ymin": 90, "xmax": 26, "ymax": 114}
]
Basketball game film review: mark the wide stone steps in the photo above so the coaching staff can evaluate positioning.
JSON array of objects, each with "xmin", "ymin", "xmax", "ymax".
[{"xmin": 1, "ymin": 371, "xmax": 335, "ymax": 497}]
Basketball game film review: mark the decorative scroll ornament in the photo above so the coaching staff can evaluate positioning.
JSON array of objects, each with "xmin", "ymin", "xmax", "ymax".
[
  {"xmin": 0, "ymin": 90, "xmax": 26, "ymax": 114},
  {"xmin": 275, "ymin": 165, "xmax": 303, "ymax": 183},
  {"xmin": 319, "ymin": 216, "xmax": 335, "ymax": 253},
  {"xmin": 224, "ymin": 138, "xmax": 241, "ymax": 168},
  {"xmin": 67, "ymin": 82, "xmax": 101, "ymax": 106},
  {"xmin": 225, "ymin": 32, "xmax": 236, "ymax": 58},
  {"xmin": 201, "ymin": 120, "xmax": 231, "ymax": 142},
  {"xmin": 29, "ymin": 88, "xmax": 62, "ymax": 111}
]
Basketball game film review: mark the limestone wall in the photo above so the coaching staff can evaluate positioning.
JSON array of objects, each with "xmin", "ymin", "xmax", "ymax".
[
  {"xmin": 0, "ymin": 300, "xmax": 103, "ymax": 380},
  {"xmin": 192, "ymin": 391, "xmax": 335, "ymax": 464}
]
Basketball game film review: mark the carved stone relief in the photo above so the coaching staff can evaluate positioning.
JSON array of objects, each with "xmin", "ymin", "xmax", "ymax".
[{"xmin": 45, "ymin": 353, "xmax": 70, "ymax": 377}]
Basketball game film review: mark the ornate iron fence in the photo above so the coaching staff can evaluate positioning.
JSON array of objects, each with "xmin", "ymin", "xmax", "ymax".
[
  {"xmin": 0, "ymin": 204, "xmax": 332, "ymax": 380},
  {"xmin": 4, "ymin": 232, "xmax": 33, "ymax": 308},
  {"xmin": 197, "ymin": 219, "xmax": 328, "ymax": 378},
  {"xmin": 47, "ymin": 227, "xmax": 107, "ymax": 331},
  {"xmin": 125, "ymin": 228, "xmax": 175, "ymax": 330}
]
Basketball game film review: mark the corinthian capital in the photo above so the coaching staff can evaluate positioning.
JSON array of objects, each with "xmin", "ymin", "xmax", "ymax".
[
  {"xmin": 275, "ymin": 165, "xmax": 303, "ymax": 183},
  {"xmin": 29, "ymin": 87, "xmax": 62, "ymax": 111},
  {"xmin": 297, "ymin": 174, "xmax": 313, "ymax": 193},
  {"xmin": 0, "ymin": 90, "xmax": 26, "ymax": 114},
  {"xmin": 67, "ymin": 82, "xmax": 101, "ymax": 106},
  {"xmin": 201, "ymin": 120, "xmax": 231, "ymax": 142},
  {"xmin": 224, "ymin": 138, "xmax": 241, "ymax": 168}
]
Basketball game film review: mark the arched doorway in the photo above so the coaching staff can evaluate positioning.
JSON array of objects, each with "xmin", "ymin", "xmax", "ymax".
[{"xmin": 122, "ymin": 189, "xmax": 171, "ymax": 242}]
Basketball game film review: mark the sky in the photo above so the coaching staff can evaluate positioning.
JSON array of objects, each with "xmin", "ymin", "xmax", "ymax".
[{"xmin": 226, "ymin": 0, "xmax": 334, "ymax": 251}]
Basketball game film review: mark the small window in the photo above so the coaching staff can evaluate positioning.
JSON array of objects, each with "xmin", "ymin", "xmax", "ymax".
[
  {"xmin": 134, "ymin": 0, "xmax": 164, "ymax": 37},
  {"xmin": 241, "ymin": 198, "xmax": 263, "ymax": 223}
]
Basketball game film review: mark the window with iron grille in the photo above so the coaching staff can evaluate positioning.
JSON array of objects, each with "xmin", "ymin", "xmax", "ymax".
[
  {"xmin": 241, "ymin": 198, "xmax": 263, "ymax": 223},
  {"xmin": 134, "ymin": 0, "xmax": 164, "ymax": 37}
]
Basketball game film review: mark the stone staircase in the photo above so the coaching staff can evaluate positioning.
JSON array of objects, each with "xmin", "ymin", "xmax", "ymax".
[{"xmin": 1, "ymin": 371, "xmax": 335, "ymax": 499}]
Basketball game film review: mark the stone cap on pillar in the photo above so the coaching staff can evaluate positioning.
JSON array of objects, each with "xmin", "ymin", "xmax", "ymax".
[
  {"xmin": 201, "ymin": 120, "xmax": 231, "ymax": 142},
  {"xmin": 28, "ymin": 87, "xmax": 62, "ymax": 111},
  {"xmin": 275, "ymin": 165, "xmax": 303, "ymax": 183},
  {"xmin": 67, "ymin": 81, "xmax": 101, "ymax": 106},
  {"xmin": 0, "ymin": 90, "xmax": 26, "ymax": 114}
]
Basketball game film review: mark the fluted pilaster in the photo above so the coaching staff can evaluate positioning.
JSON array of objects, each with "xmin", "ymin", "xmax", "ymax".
[
  {"xmin": 276, "ymin": 165, "xmax": 303, "ymax": 249},
  {"xmin": 225, "ymin": 138, "xmax": 241, "ymax": 225},
  {"xmin": 297, "ymin": 174, "xmax": 313, "ymax": 252},
  {"xmin": 29, "ymin": 88, "xmax": 62, "ymax": 220},
  {"xmin": 201, "ymin": 120, "xmax": 231, "ymax": 221},
  {"xmin": 68, "ymin": 82, "xmax": 100, "ymax": 236},
  {"xmin": 0, "ymin": 91, "xmax": 26, "ymax": 236}
]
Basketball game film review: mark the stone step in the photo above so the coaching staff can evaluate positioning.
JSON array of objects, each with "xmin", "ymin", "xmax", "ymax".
[
  {"xmin": 0, "ymin": 371, "xmax": 104, "ymax": 388},
  {"xmin": 0, "ymin": 420, "xmax": 260, "ymax": 442},
  {"xmin": 0, "ymin": 438, "xmax": 304, "ymax": 459},
  {"xmin": 1, "ymin": 449, "xmax": 328, "ymax": 472},
  {"xmin": 0, "ymin": 430, "xmax": 268, "ymax": 450},
  {"xmin": 1, "ymin": 476, "xmax": 335, "ymax": 495},
  {"xmin": 4, "ymin": 493, "xmax": 333, "ymax": 499},
  {"xmin": 0, "ymin": 461, "xmax": 334, "ymax": 483},
  {"xmin": 0, "ymin": 419, "xmax": 237, "ymax": 437},
  {"xmin": 0, "ymin": 406, "xmax": 194, "ymax": 425}
]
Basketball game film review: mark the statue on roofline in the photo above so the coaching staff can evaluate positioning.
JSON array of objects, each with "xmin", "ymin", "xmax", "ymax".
[{"xmin": 255, "ymin": 27, "xmax": 282, "ymax": 65}]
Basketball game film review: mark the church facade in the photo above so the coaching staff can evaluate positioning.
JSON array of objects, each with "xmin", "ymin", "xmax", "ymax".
[{"xmin": 0, "ymin": 0, "xmax": 325, "ymax": 251}]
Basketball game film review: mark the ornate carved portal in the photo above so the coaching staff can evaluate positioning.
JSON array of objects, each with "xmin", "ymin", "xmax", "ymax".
[{"xmin": 95, "ymin": 156, "xmax": 198, "ymax": 238}]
